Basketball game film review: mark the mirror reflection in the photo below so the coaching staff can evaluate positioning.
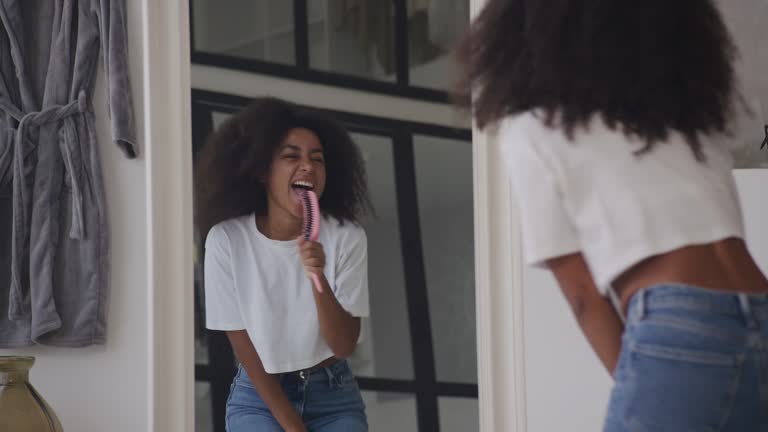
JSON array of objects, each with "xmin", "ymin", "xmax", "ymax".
[{"xmin": 190, "ymin": 3, "xmax": 475, "ymax": 430}]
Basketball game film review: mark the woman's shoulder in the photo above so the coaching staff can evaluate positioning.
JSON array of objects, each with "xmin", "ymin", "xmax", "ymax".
[
  {"xmin": 321, "ymin": 216, "xmax": 366, "ymax": 243},
  {"xmin": 497, "ymin": 110, "xmax": 568, "ymax": 152},
  {"xmin": 206, "ymin": 214, "xmax": 253, "ymax": 246},
  {"xmin": 496, "ymin": 111, "xmax": 564, "ymax": 169},
  {"xmin": 498, "ymin": 110, "xmax": 544, "ymax": 137}
]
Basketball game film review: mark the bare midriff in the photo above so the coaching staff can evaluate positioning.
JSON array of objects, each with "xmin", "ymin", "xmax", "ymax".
[{"xmin": 613, "ymin": 237, "xmax": 768, "ymax": 315}]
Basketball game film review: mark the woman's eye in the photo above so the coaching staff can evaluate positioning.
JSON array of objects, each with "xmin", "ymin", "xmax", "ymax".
[
  {"xmin": 283, "ymin": 154, "xmax": 299, "ymax": 159},
  {"xmin": 313, "ymin": 158, "xmax": 325, "ymax": 164}
]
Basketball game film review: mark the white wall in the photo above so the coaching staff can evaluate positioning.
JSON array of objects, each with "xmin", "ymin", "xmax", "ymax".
[
  {"xmin": 718, "ymin": 0, "xmax": 768, "ymax": 168},
  {"xmin": 1, "ymin": 2, "xmax": 195, "ymax": 431},
  {"xmin": 0, "ymin": 1, "xmax": 150, "ymax": 431}
]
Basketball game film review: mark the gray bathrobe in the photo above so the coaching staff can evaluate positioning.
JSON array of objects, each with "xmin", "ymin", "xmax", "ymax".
[{"xmin": 0, "ymin": 0, "xmax": 135, "ymax": 347}]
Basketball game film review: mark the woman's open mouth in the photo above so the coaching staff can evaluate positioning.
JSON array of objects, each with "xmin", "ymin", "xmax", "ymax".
[
  {"xmin": 291, "ymin": 180, "xmax": 315, "ymax": 207},
  {"xmin": 291, "ymin": 180, "xmax": 314, "ymax": 191}
]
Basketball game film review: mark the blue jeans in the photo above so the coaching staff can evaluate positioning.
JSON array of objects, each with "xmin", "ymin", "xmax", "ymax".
[
  {"xmin": 604, "ymin": 284, "xmax": 768, "ymax": 431},
  {"xmin": 226, "ymin": 359, "xmax": 367, "ymax": 432}
]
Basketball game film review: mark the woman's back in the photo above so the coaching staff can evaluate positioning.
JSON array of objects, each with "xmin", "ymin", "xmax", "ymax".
[{"xmin": 500, "ymin": 112, "xmax": 758, "ymax": 294}]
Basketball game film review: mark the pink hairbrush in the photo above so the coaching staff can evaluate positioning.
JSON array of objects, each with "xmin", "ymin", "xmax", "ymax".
[{"xmin": 299, "ymin": 188, "xmax": 323, "ymax": 293}]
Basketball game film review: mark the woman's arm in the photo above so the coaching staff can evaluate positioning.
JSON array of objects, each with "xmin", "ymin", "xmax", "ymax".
[
  {"xmin": 299, "ymin": 238, "xmax": 361, "ymax": 358},
  {"xmin": 311, "ymin": 275, "xmax": 361, "ymax": 358},
  {"xmin": 546, "ymin": 253, "xmax": 624, "ymax": 375},
  {"xmin": 226, "ymin": 330, "xmax": 306, "ymax": 432}
]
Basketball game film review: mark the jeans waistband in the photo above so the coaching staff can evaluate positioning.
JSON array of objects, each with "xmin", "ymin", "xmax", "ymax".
[
  {"xmin": 273, "ymin": 359, "xmax": 350, "ymax": 384},
  {"xmin": 627, "ymin": 284, "xmax": 768, "ymax": 327},
  {"xmin": 235, "ymin": 359, "xmax": 351, "ymax": 388}
]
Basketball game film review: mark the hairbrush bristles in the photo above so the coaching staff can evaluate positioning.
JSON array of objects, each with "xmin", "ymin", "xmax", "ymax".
[
  {"xmin": 300, "ymin": 189, "xmax": 320, "ymax": 241},
  {"xmin": 301, "ymin": 192, "xmax": 313, "ymax": 240}
]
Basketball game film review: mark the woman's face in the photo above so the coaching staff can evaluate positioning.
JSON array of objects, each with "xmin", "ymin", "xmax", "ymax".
[{"xmin": 265, "ymin": 127, "xmax": 327, "ymax": 220}]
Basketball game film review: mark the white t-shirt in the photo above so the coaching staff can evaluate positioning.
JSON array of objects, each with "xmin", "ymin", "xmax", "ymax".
[
  {"xmin": 204, "ymin": 213, "xmax": 369, "ymax": 374},
  {"xmin": 500, "ymin": 111, "xmax": 751, "ymax": 295}
]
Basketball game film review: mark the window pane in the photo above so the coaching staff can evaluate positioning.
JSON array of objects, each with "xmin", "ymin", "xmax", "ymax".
[
  {"xmin": 193, "ymin": 0, "xmax": 295, "ymax": 64},
  {"xmin": 413, "ymin": 135, "xmax": 476, "ymax": 384},
  {"xmin": 309, "ymin": 0, "xmax": 396, "ymax": 82},
  {"xmin": 350, "ymin": 132, "xmax": 414, "ymax": 380},
  {"xmin": 439, "ymin": 397, "xmax": 479, "ymax": 432},
  {"xmin": 195, "ymin": 382, "xmax": 214, "ymax": 432},
  {"xmin": 193, "ymin": 109, "xmax": 232, "ymax": 369},
  {"xmin": 407, "ymin": 0, "xmax": 470, "ymax": 90},
  {"xmin": 362, "ymin": 391, "xmax": 418, "ymax": 432},
  {"xmin": 194, "ymin": 323, "xmax": 208, "ymax": 366},
  {"xmin": 211, "ymin": 111, "xmax": 231, "ymax": 129}
]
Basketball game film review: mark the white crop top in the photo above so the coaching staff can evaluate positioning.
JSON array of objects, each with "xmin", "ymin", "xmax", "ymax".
[
  {"xmin": 500, "ymin": 111, "xmax": 755, "ymax": 295},
  {"xmin": 204, "ymin": 214, "xmax": 369, "ymax": 374}
]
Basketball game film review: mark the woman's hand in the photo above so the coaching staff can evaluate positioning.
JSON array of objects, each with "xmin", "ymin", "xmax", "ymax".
[{"xmin": 298, "ymin": 237, "xmax": 325, "ymax": 278}]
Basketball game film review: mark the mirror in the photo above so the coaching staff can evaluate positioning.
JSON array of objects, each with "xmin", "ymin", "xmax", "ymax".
[{"xmin": 191, "ymin": 2, "xmax": 475, "ymax": 430}]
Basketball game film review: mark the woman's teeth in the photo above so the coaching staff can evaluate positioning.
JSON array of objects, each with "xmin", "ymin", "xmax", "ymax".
[{"xmin": 292, "ymin": 180, "xmax": 314, "ymax": 190}]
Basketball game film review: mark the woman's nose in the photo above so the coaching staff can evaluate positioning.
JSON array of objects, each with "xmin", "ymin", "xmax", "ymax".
[{"xmin": 298, "ymin": 158, "xmax": 313, "ymax": 172}]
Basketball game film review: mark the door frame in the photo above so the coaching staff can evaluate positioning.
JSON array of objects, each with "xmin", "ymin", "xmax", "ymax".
[{"xmin": 148, "ymin": 0, "xmax": 529, "ymax": 430}]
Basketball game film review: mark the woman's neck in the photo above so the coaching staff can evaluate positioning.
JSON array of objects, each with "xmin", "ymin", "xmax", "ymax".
[{"xmin": 256, "ymin": 212, "xmax": 302, "ymax": 241}]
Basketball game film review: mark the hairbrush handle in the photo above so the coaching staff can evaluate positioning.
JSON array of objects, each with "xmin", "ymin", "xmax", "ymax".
[{"xmin": 310, "ymin": 272, "xmax": 323, "ymax": 294}]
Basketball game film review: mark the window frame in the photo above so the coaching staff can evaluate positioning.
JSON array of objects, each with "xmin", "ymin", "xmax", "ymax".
[{"xmin": 189, "ymin": 0, "xmax": 461, "ymax": 104}]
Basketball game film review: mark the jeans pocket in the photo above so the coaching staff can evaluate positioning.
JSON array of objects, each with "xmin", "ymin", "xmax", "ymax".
[
  {"xmin": 611, "ymin": 313, "xmax": 746, "ymax": 431},
  {"xmin": 614, "ymin": 343, "xmax": 742, "ymax": 431},
  {"xmin": 626, "ymin": 311, "xmax": 744, "ymax": 366},
  {"xmin": 232, "ymin": 367, "xmax": 258, "ymax": 390},
  {"xmin": 629, "ymin": 341, "xmax": 738, "ymax": 366},
  {"xmin": 228, "ymin": 378, "xmax": 269, "ymax": 406},
  {"xmin": 335, "ymin": 374, "xmax": 366, "ymax": 413},
  {"xmin": 341, "ymin": 371, "xmax": 362, "ymax": 390}
]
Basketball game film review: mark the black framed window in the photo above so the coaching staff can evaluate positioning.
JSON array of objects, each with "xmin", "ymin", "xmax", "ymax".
[
  {"xmin": 192, "ymin": 89, "xmax": 477, "ymax": 432},
  {"xmin": 190, "ymin": 0, "xmax": 470, "ymax": 103}
]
